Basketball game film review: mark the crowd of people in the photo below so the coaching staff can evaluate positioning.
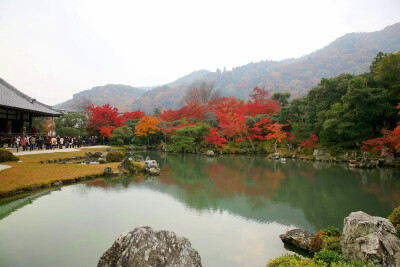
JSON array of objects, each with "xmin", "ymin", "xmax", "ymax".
[{"xmin": 0, "ymin": 135, "xmax": 103, "ymax": 152}]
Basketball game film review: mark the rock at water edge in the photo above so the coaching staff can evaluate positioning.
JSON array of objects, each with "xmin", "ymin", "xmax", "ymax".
[
  {"xmin": 279, "ymin": 229, "xmax": 315, "ymax": 253},
  {"xmin": 98, "ymin": 226, "xmax": 202, "ymax": 267},
  {"xmin": 341, "ymin": 211, "xmax": 400, "ymax": 266}
]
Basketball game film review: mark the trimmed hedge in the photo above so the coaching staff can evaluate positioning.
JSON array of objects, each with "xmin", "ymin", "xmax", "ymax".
[
  {"xmin": 128, "ymin": 162, "xmax": 144, "ymax": 174},
  {"xmin": 105, "ymin": 151, "xmax": 124, "ymax": 162},
  {"xmin": 0, "ymin": 148, "xmax": 19, "ymax": 162}
]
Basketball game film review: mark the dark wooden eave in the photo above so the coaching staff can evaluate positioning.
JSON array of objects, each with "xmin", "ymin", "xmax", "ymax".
[{"xmin": 0, "ymin": 77, "xmax": 63, "ymax": 117}]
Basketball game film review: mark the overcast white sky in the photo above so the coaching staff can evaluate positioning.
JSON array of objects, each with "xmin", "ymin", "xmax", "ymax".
[{"xmin": 0, "ymin": 0, "xmax": 399, "ymax": 105}]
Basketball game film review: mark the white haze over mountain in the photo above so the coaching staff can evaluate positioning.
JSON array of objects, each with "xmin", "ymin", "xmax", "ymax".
[{"xmin": 0, "ymin": 0, "xmax": 399, "ymax": 105}]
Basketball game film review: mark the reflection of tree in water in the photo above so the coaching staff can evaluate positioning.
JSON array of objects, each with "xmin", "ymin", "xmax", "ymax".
[
  {"xmin": 162, "ymin": 154, "xmax": 210, "ymax": 184},
  {"xmin": 0, "ymin": 190, "xmax": 54, "ymax": 220},
  {"xmin": 11, "ymin": 152, "xmax": 397, "ymax": 231},
  {"xmin": 272, "ymin": 161, "xmax": 399, "ymax": 229},
  {"xmin": 355, "ymin": 168, "xmax": 400, "ymax": 209},
  {"xmin": 153, "ymin": 154, "xmax": 400, "ymax": 230}
]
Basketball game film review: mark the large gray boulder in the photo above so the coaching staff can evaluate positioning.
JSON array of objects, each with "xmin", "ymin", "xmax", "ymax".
[
  {"xmin": 98, "ymin": 226, "xmax": 202, "ymax": 267},
  {"xmin": 341, "ymin": 211, "xmax": 400, "ymax": 266},
  {"xmin": 313, "ymin": 149, "xmax": 324, "ymax": 157},
  {"xmin": 279, "ymin": 229, "xmax": 314, "ymax": 253},
  {"xmin": 103, "ymin": 166, "xmax": 113, "ymax": 176},
  {"xmin": 118, "ymin": 157, "xmax": 132, "ymax": 172},
  {"xmin": 144, "ymin": 160, "xmax": 160, "ymax": 175}
]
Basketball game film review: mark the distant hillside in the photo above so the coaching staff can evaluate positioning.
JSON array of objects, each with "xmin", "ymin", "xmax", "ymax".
[
  {"xmin": 56, "ymin": 23, "xmax": 400, "ymax": 113},
  {"xmin": 198, "ymin": 22, "xmax": 400, "ymax": 99},
  {"xmin": 136, "ymin": 23, "xmax": 400, "ymax": 113},
  {"xmin": 55, "ymin": 84, "xmax": 146, "ymax": 112}
]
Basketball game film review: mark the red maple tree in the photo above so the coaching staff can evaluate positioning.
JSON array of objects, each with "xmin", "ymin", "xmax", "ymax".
[
  {"xmin": 204, "ymin": 127, "xmax": 228, "ymax": 147},
  {"xmin": 361, "ymin": 103, "xmax": 400, "ymax": 155},
  {"xmin": 86, "ymin": 104, "xmax": 121, "ymax": 134},
  {"xmin": 100, "ymin": 126, "xmax": 115, "ymax": 138},
  {"xmin": 300, "ymin": 134, "xmax": 319, "ymax": 150}
]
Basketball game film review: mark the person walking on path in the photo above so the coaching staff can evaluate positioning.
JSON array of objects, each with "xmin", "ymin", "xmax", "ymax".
[
  {"xmin": 51, "ymin": 136, "xmax": 57, "ymax": 149},
  {"xmin": 59, "ymin": 137, "xmax": 64, "ymax": 149},
  {"xmin": 29, "ymin": 136, "xmax": 36, "ymax": 151},
  {"xmin": 20, "ymin": 136, "xmax": 28, "ymax": 151}
]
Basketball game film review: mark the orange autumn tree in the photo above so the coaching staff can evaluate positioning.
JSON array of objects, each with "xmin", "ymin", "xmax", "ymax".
[
  {"xmin": 42, "ymin": 117, "xmax": 56, "ymax": 136},
  {"xmin": 264, "ymin": 123, "xmax": 289, "ymax": 152},
  {"xmin": 134, "ymin": 116, "xmax": 160, "ymax": 147}
]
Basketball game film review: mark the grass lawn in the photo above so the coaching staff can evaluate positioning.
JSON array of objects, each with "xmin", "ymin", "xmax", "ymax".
[{"xmin": 0, "ymin": 147, "xmax": 122, "ymax": 195}]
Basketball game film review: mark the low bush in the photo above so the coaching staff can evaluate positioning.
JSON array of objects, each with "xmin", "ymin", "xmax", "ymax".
[
  {"xmin": 128, "ymin": 162, "xmax": 144, "ymax": 174},
  {"xmin": 105, "ymin": 151, "xmax": 124, "ymax": 162},
  {"xmin": 0, "ymin": 148, "xmax": 19, "ymax": 162},
  {"xmin": 321, "ymin": 236, "xmax": 342, "ymax": 254},
  {"xmin": 311, "ymin": 226, "xmax": 342, "ymax": 253},
  {"xmin": 315, "ymin": 250, "xmax": 342, "ymax": 265},
  {"xmin": 310, "ymin": 231, "xmax": 325, "ymax": 252},
  {"xmin": 321, "ymin": 226, "xmax": 341, "ymax": 237},
  {"xmin": 266, "ymin": 254, "xmax": 319, "ymax": 267},
  {"xmin": 267, "ymin": 253, "xmax": 376, "ymax": 267},
  {"xmin": 388, "ymin": 206, "xmax": 400, "ymax": 227},
  {"xmin": 396, "ymin": 224, "xmax": 400, "ymax": 237}
]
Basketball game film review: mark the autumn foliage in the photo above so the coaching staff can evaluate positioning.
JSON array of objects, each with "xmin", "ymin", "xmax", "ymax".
[
  {"xmin": 86, "ymin": 104, "xmax": 121, "ymax": 134},
  {"xmin": 134, "ymin": 116, "xmax": 160, "ymax": 137},
  {"xmin": 300, "ymin": 134, "xmax": 319, "ymax": 150},
  {"xmin": 85, "ymin": 85, "xmax": 299, "ymax": 151},
  {"xmin": 203, "ymin": 128, "xmax": 228, "ymax": 147},
  {"xmin": 99, "ymin": 126, "xmax": 115, "ymax": 139},
  {"xmin": 361, "ymin": 103, "xmax": 400, "ymax": 155}
]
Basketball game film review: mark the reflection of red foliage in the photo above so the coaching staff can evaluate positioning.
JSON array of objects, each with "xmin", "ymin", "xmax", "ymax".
[
  {"xmin": 86, "ymin": 180, "xmax": 110, "ymax": 188},
  {"xmin": 299, "ymin": 170, "xmax": 315, "ymax": 184},
  {"xmin": 206, "ymin": 161, "xmax": 287, "ymax": 198},
  {"xmin": 361, "ymin": 180, "xmax": 400, "ymax": 209}
]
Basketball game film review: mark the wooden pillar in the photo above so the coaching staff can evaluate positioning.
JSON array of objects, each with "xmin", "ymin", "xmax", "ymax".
[
  {"xmin": 29, "ymin": 113, "xmax": 32, "ymax": 133},
  {"xmin": 20, "ymin": 112, "xmax": 23, "ymax": 136},
  {"xmin": 51, "ymin": 115, "xmax": 54, "ymax": 137}
]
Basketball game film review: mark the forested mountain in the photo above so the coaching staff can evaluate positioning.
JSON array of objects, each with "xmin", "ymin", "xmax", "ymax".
[
  {"xmin": 55, "ymin": 84, "xmax": 146, "ymax": 112},
  {"xmin": 56, "ymin": 23, "xmax": 400, "ymax": 113}
]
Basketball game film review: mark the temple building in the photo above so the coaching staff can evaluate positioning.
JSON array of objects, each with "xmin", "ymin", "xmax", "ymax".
[{"xmin": 0, "ymin": 77, "xmax": 62, "ymax": 139}]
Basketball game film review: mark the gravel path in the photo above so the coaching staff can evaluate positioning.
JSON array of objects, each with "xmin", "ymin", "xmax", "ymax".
[
  {"xmin": 0, "ymin": 165, "xmax": 12, "ymax": 171},
  {"xmin": 13, "ymin": 145, "xmax": 110, "ymax": 156}
]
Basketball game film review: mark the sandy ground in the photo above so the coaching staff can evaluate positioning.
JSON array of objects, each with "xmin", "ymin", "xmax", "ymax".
[
  {"xmin": 6, "ymin": 145, "xmax": 111, "ymax": 156},
  {"xmin": 0, "ymin": 165, "xmax": 12, "ymax": 171}
]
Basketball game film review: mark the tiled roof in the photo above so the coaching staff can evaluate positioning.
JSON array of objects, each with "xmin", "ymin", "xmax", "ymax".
[{"xmin": 0, "ymin": 77, "xmax": 62, "ymax": 116}]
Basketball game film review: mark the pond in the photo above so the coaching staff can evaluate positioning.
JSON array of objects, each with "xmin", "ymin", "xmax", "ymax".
[{"xmin": 1, "ymin": 152, "xmax": 399, "ymax": 266}]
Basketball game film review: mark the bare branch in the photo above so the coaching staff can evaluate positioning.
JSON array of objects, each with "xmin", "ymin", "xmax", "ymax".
[{"xmin": 183, "ymin": 80, "xmax": 220, "ymax": 107}]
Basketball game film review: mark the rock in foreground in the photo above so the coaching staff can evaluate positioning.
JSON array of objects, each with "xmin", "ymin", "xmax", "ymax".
[
  {"xmin": 279, "ymin": 229, "xmax": 314, "ymax": 253},
  {"xmin": 98, "ymin": 226, "xmax": 202, "ymax": 267},
  {"xmin": 341, "ymin": 211, "xmax": 400, "ymax": 266}
]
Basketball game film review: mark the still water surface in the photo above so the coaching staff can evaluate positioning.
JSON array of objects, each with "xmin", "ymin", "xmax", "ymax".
[{"xmin": 0, "ymin": 153, "xmax": 399, "ymax": 266}]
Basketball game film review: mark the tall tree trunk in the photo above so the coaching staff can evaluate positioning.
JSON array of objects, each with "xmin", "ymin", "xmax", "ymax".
[{"xmin": 246, "ymin": 130, "xmax": 255, "ymax": 150}]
